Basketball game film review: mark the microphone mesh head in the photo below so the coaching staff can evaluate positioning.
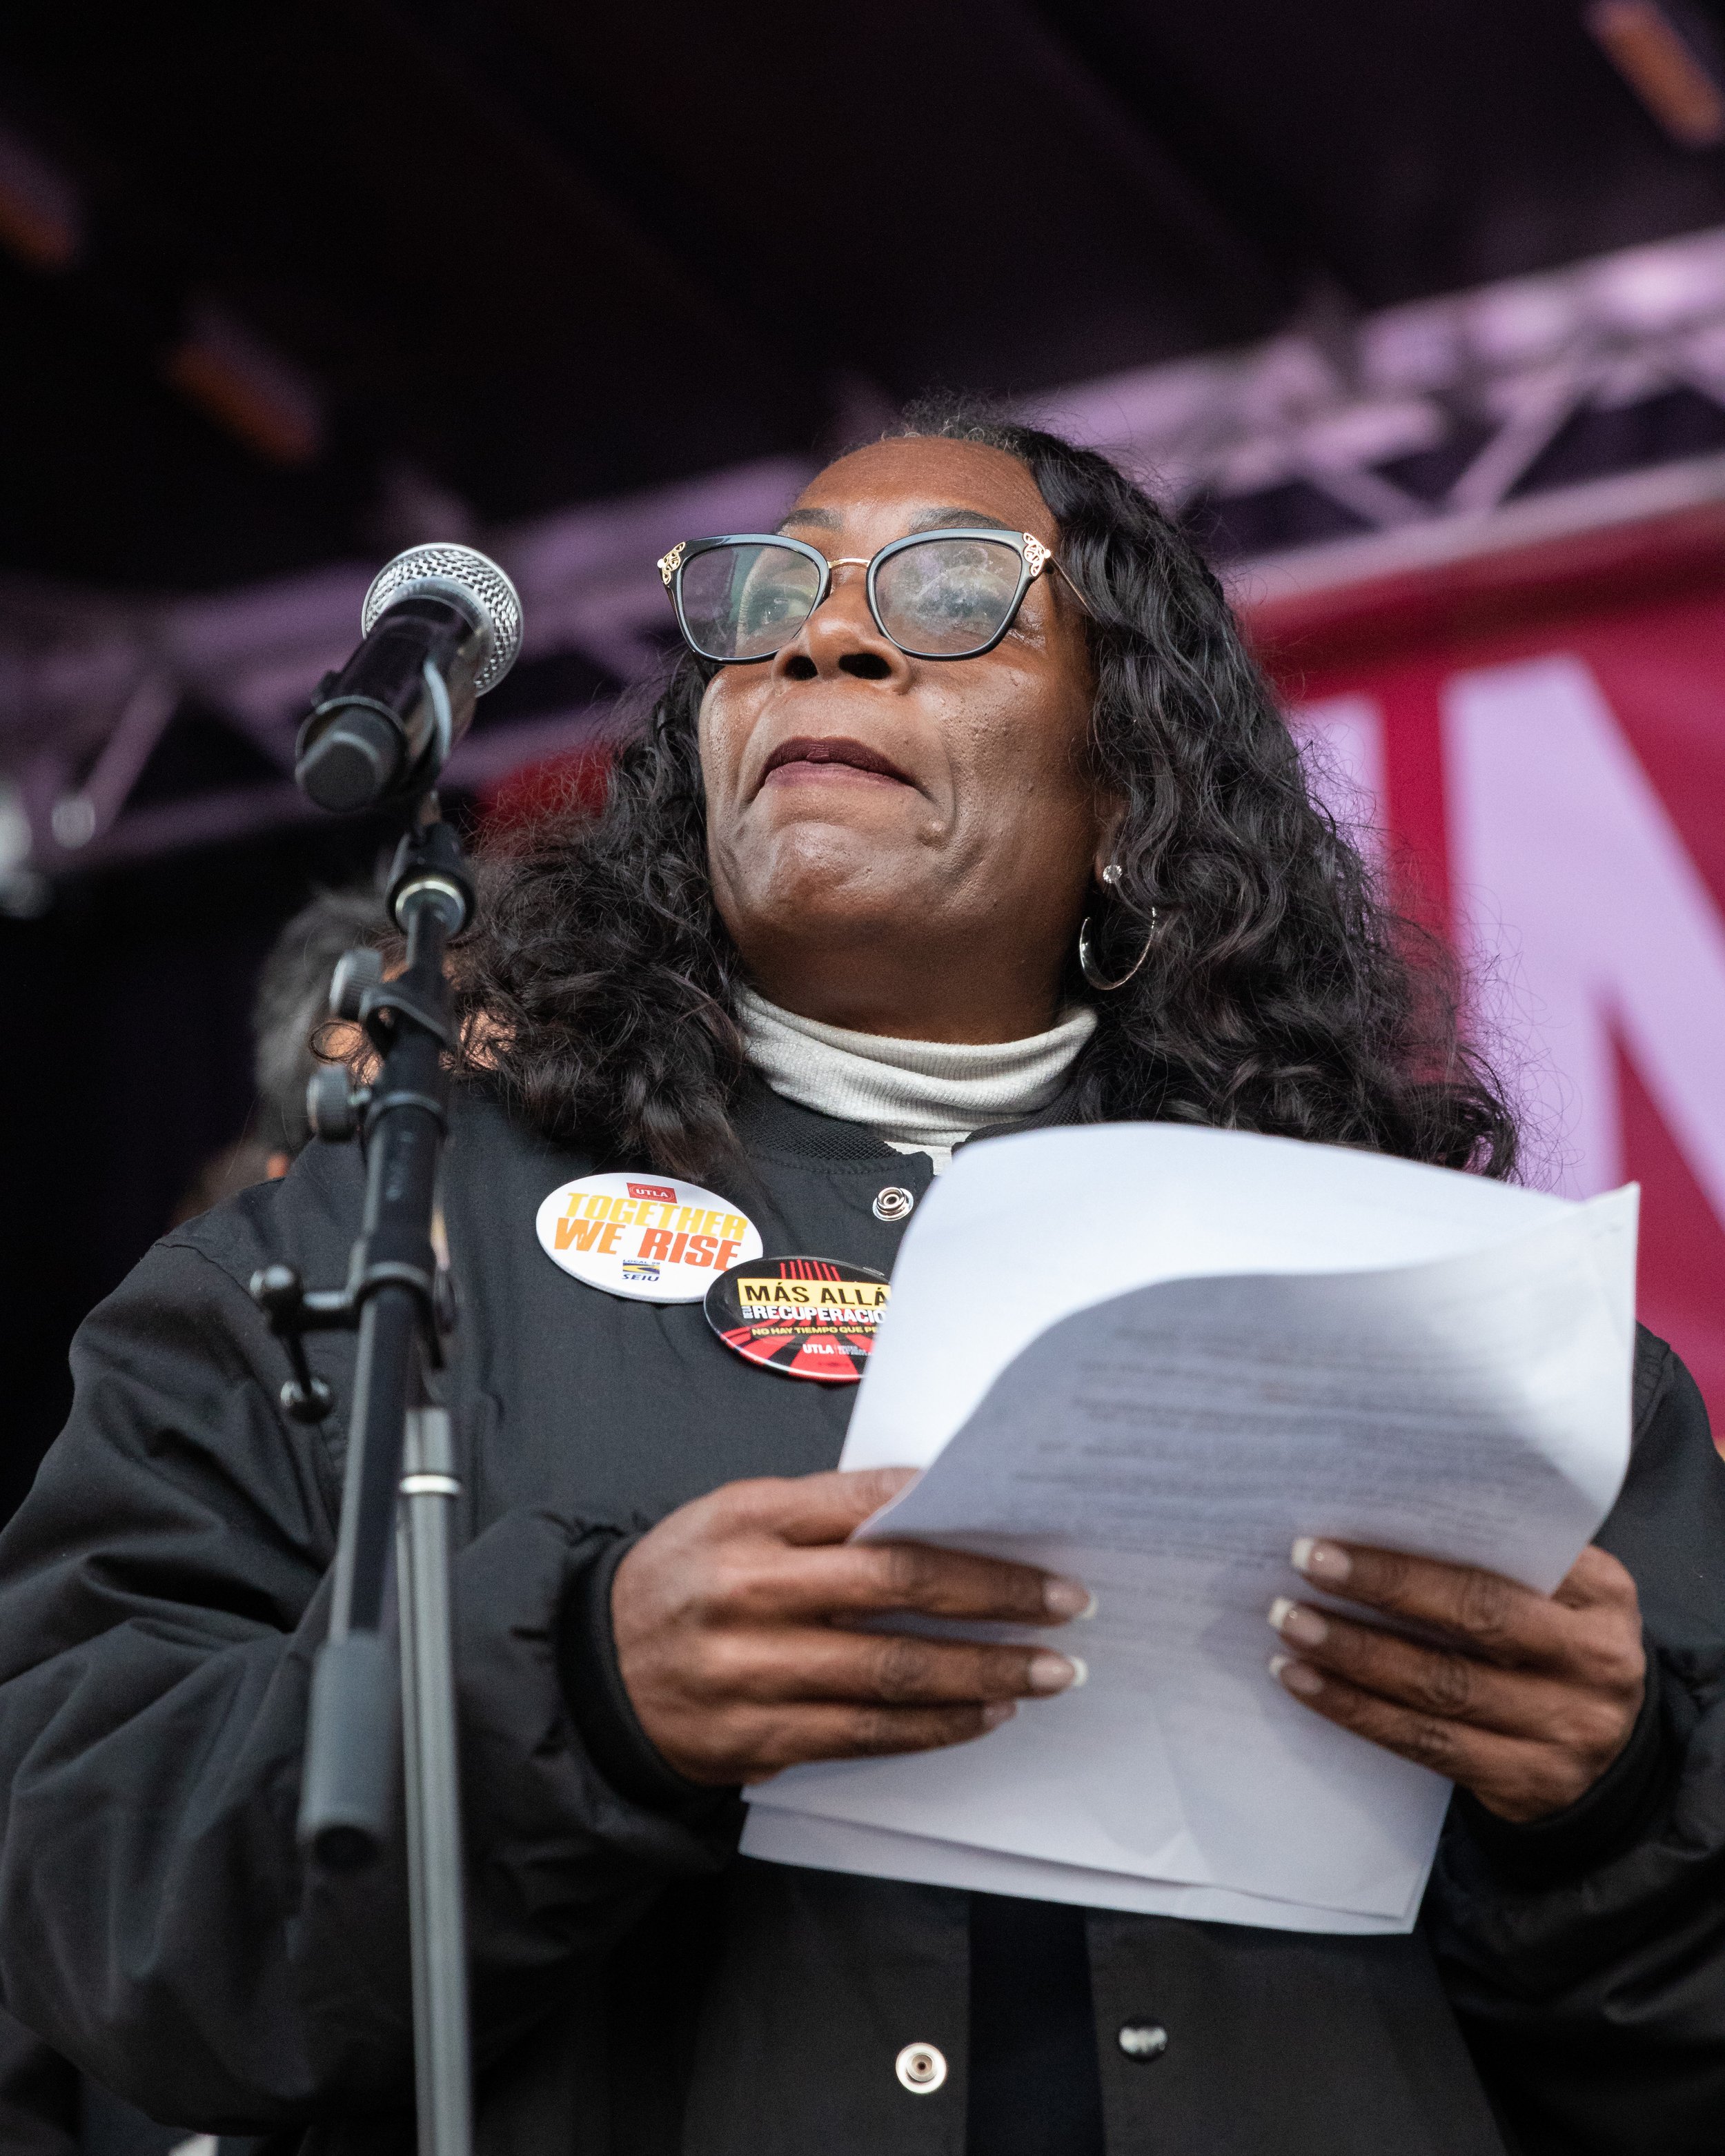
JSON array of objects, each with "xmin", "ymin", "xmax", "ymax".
[{"xmin": 360, "ymin": 543, "xmax": 524, "ymax": 695}]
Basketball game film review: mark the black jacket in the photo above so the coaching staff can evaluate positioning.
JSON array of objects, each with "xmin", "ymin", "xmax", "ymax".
[
  {"xmin": 0, "ymin": 2002, "xmax": 196, "ymax": 2156},
  {"xmin": 0, "ymin": 1082, "xmax": 1719, "ymax": 2156}
]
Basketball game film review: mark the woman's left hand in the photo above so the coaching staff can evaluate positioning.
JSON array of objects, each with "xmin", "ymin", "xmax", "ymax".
[{"xmin": 1270, "ymin": 1539, "xmax": 1646, "ymax": 1821}]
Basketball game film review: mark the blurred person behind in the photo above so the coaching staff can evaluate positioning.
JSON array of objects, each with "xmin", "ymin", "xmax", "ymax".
[
  {"xmin": 250, "ymin": 882, "xmax": 391, "ymax": 1174},
  {"xmin": 168, "ymin": 884, "xmax": 391, "ymax": 1227}
]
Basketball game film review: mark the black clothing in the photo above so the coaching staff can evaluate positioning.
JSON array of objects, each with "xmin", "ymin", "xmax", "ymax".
[
  {"xmin": 0, "ymin": 2011, "xmax": 77, "ymax": 2156},
  {"xmin": 0, "ymin": 1083, "xmax": 1719, "ymax": 2155},
  {"xmin": 965, "ymin": 1898, "xmax": 1103, "ymax": 2156},
  {"xmin": 0, "ymin": 2002, "xmax": 235, "ymax": 2155}
]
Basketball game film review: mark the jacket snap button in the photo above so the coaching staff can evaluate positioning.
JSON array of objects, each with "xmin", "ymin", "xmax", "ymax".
[
  {"xmin": 1117, "ymin": 2019, "xmax": 1168, "ymax": 2060},
  {"xmin": 873, "ymin": 1185, "xmax": 915, "ymax": 1223},
  {"xmin": 895, "ymin": 2041, "xmax": 947, "ymax": 2093}
]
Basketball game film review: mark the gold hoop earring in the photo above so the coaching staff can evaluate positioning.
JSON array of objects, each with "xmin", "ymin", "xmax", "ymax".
[{"xmin": 1078, "ymin": 863, "xmax": 1159, "ymax": 992}]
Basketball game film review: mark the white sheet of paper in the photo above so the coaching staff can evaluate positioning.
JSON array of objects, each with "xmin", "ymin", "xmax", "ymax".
[
  {"xmin": 746, "ymin": 1126, "xmax": 1637, "ymax": 1930},
  {"xmin": 740, "ymin": 1809, "xmax": 1423, "ymax": 1936},
  {"xmin": 842, "ymin": 1125, "xmax": 1583, "ymax": 1476}
]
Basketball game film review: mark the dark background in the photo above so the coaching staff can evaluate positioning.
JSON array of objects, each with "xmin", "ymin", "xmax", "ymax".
[{"xmin": 9, "ymin": 0, "xmax": 1725, "ymax": 1510}]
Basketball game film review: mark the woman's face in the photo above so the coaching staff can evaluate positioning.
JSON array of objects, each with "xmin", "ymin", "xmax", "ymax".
[{"xmin": 700, "ymin": 435, "xmax": 1112, "ymax": 1041}]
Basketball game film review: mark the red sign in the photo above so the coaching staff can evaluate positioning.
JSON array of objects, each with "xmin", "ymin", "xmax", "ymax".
[
  {"xmin": 627, "ymin": 1181, "xmax": 678, "ymax": 1203},
  {"xmin": 1250, "ymin": 516, "xmax": 1725, "ymax": 1436}
]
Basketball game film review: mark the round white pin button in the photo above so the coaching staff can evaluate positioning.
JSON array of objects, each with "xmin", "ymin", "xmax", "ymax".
[{"xmin": 535, "ymin": 1172, "xmax": 762, "ymax": 1304}]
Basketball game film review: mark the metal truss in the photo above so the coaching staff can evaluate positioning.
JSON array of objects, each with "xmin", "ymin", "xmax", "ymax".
[
  {"xmin": 1027, "ymin": 223, "xmax": 1725, "ymax": 542},
  {"xmin": 12, "ymin": 224, "xmax": 1725, "ymax": 893}
]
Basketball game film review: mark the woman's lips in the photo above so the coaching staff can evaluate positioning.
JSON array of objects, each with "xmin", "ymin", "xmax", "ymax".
[{"xmin": 759, "ymin": 735, "xmax": 915, "ymax": 791}]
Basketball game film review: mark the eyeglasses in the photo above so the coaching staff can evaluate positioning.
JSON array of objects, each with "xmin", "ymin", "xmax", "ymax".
[{"xmin": 656, "ymin": 527, "xmax": 1081, "ymax": 664}]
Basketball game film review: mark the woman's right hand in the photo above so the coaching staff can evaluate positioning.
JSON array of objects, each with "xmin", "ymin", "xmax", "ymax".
[{"xmin": 610, "ymin": 1467, "xmax": 1092, "ymax": 1786}]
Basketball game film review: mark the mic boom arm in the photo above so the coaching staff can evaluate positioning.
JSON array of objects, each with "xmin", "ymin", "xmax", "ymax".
[{"xmin": 252, "ymin": 804, "xmax": 475, "ymax": 2156}]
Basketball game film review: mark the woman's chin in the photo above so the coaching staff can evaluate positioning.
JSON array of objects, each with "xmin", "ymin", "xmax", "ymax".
[
  {"xmin": 731, "ymin": 798, "xmax": 939, "ymax": 889},
  {"xmin": 723, "ymin": 836, "xmax": 949, "ymax": 949}
]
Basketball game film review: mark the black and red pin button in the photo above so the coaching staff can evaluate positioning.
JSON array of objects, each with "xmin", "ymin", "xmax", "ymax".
[{"xmin": 704, "ymin": 1255, "xmax": 890, "ymax": 1385}]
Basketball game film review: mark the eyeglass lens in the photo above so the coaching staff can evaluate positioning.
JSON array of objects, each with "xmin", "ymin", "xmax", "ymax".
[
  {"xmin": 678, "ymin": 542, "xmax": 823, "ymax": 662},
  {"xmin": 678, "ymin": 534, "xmax": 1027, "ymax": 661},
  {"xmin": 873, "ymin": 536, "xmax": 1024, "ymax": 657}
]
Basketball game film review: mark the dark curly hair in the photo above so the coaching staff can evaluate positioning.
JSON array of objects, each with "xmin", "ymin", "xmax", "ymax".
[{"xmin": 455, "ymin": 402, "xmax": 1517, "ymax": 1181}]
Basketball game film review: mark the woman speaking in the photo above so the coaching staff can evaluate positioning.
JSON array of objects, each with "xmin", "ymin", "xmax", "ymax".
[{"xmin": 0, "ymin": 409, "xmax": 1717, "ymax": 2156}]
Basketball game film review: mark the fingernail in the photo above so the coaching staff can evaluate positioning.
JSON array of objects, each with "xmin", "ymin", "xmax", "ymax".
[
  {"xmin": 1268, "ymin": 1596, "xmax": 1328, "ymax": 1648},
  {"xmin": 1291, "ymin": 1537, "xmax": 1351, "ymax": 1584},
  {"xmin": 1269, "ymin": 1653, "xmax": 1323, "ymax": 1697},
  {"xmin": 1043, "ymin": 1576, "xmax": 1098, "ymax": 1621},
  {"xmin": 981, "ymin": 1701, "xmax": 1017, "ymax": 1729},
  {"xmin": 1028, "ymin": 1652, "xmax": 1083, "ymax": 1693}
]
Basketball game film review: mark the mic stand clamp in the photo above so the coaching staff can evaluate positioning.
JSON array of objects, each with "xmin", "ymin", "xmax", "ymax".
[{"xmin": 249, "ymin": 796, "xmax": 475, "ymax": 2156}]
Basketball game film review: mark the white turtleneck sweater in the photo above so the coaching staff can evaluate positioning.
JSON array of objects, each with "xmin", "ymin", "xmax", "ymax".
[{"xmin": 738, "ymin": 987, "xmax": 1096, "ymax": 1171}]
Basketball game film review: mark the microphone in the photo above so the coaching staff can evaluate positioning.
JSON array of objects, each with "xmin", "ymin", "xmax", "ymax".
[{"xmin": 295, "ymin": 544, "xmax": 524, "ymax": 813}]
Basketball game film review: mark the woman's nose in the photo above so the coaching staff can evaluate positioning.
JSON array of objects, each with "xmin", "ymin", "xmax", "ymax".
[{"xmin": 776, "ymin": 563, "xmax": 909, "ymax": 682}]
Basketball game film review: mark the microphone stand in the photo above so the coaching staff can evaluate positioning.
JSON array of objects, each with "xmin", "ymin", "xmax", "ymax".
[{"xmin": 250, "ymin": 790, "xmax": 475, "ymax": 2156}]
